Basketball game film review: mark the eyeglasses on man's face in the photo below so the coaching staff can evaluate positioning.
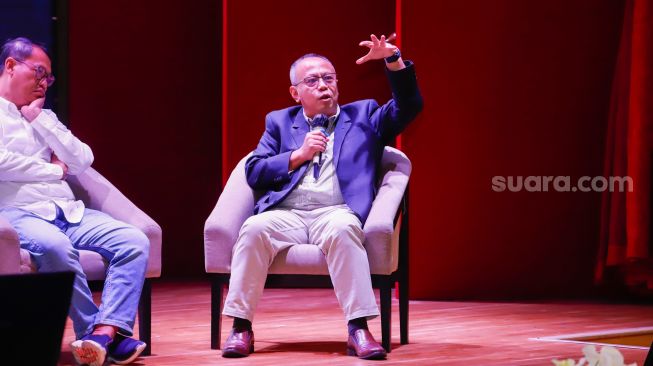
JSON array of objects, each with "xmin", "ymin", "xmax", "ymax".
[
  {"xmin": 294, "ymin": 73, "xmax": 337, "ymax": 88},
  {"xmin": 15, "ymin": 59, "xmax": 55, "ymax": 87}
]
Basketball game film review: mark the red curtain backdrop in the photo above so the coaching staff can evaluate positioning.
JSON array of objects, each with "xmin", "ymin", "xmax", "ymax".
[
  {"xmin": 402, "ymin": 0, "xmax": 624, "ymax": 299},
  {"xmin": 221, "ymin": 0, "xmax": 395, "ymax": 182},
  {"xmin": 597, "ymin": 0, "xmax": 653, "ymax": 289}
]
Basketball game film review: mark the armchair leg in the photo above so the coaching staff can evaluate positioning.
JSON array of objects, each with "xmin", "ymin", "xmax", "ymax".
[
  {"xmin": 211, "ymin": 276, "xmax": 224, "ymax": 350},
  {"xmin": 380, "ymin": 281, "xmax": 392, "ymax": 353},
  {"xmin": 398, "ymin": 187, "xmax": 410, "ymax": 345},
  {"xmin": 399, "ymin": 274, "xmax": 409, "ymax": 345},
  {"xmin": 138, "ymin": 278, "xmax": 152, "ymax": 356}
]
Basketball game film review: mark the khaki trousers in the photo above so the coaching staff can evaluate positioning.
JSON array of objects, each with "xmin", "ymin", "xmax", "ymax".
[{"xmin": 223, "ymin": 204, "xmax": 379, "ymax": 322}]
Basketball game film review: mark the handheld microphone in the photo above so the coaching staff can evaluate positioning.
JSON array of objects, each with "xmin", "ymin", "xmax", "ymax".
[{"xmin": 310, "ymin": 114, "xmax": 328, "ymax": 180}]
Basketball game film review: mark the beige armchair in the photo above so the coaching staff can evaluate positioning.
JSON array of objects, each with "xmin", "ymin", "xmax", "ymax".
[
  {"xmin": 204, "ymin": 146, "xmax": 410, "ymax": 352},
  {"xmin": 0, "ymin": 167, "xmax": 162, "ymax": 356}
]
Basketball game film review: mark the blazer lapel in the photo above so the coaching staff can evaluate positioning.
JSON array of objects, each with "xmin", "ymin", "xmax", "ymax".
[
  {"xmin": 290, "ymin": 110, "xmax": 308, "ymax": 149},
  {"xmin": 333, "ymin": 109, "xmax": 352, "ymax": 169}
]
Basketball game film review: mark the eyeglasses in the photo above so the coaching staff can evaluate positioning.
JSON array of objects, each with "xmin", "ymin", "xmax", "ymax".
[
  {"xmin": 15, "ymin": 59, "xmax": 55, "ymax": 87},
  {"xmin": 293, "ymin": 73, "xmax": 337, "ymax": 88}
]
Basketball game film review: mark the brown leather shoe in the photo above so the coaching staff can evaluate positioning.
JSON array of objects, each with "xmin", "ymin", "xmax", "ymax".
[
  {"xmin": 221, "ymin": 329, "xmax": 254, "ymax": 358},
  {"xmin": 346, "ymin": 329, "xmax": 387, "ymax": 360}
]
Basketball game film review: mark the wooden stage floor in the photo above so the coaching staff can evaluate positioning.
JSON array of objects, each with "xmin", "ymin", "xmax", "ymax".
[{"xmin": 57, "ymin": 280, "xmax": 653, "ymax": 365}]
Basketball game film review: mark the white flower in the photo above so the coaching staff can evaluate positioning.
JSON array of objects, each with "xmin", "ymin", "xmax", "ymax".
[
  {"xmin": 553, "ymin": 346, "xmax": 637, "ymax": 366},
  {"xmin": 583, "ymin": 345, "xmax": 601, "ymax": 365},
  {"xmin": 552, "ymin": 358, "xmax": 579, "ymax": 366},
  {"xmin": 580, "ymin": 345, "xmax": 637, "ymax": 366}
]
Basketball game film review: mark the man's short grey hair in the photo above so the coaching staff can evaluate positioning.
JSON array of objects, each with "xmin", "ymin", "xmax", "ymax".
[
  {"xmin": 289, "ymin": 53, "xmax": 333, "ymax": 85},
  {"xmin": 0, "ymin": 37, "xmax": 46, "ymax": 75}
]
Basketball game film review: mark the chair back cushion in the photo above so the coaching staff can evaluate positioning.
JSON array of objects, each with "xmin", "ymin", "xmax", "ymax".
[{"xmin": 64, "ymin": 167, "xmax": 162, "ymax": 278}]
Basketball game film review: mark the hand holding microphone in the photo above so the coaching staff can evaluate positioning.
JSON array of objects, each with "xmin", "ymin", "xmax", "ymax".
[
  {"xmin": 289, "ymin": 114, "xmax": 330, "ymax": 172},
  {"xmin": 309, "ymin": 114, "xmax": 329, "ymax": 180}
]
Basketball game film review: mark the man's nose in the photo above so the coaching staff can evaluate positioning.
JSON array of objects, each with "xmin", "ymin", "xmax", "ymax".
[{"xmin": 317, "ymin": 77, "xmax": 328, "ymax": 89}]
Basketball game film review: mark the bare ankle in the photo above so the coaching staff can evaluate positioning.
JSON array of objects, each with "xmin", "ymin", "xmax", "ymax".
[{"xmin": 91, "ymin": 324, "xmax": 118, "ymax": 339}]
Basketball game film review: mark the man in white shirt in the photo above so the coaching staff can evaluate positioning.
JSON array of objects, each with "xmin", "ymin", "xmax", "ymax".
[{"xmin": 0, "ymin": 37, "xmax": 148, "ymax": 366}]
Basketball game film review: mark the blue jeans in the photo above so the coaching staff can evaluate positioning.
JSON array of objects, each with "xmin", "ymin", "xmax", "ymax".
[{"xmin": 0, "ymin": 207, "xmax": 149, "ymax": 339}]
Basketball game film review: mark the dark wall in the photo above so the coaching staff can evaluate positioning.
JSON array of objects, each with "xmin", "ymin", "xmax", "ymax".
[
  {"xmin": 0, "ymin": 0, "xmax": 59, "ymax": 111},
  {"xmin": 67, "ymin": 0, "xmax": 221, "ymax": 277},
  {"xmin": 402, "ymin": 0, "xmax": 625, "ymax": 299}
]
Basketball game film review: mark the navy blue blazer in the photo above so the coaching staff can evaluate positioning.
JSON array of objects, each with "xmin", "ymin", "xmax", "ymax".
[{"xmin": 246, "ymin": 61, "xmax": 423, "ymax": 223}]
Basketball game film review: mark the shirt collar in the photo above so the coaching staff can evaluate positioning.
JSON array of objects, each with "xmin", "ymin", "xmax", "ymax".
[
  {"xmin": 0, "ymin": 96, "xmax": 21, "ymax": 118},
  {"xmin": 303, "ymin": 104, "xmax": 340, "ymax": 130}
]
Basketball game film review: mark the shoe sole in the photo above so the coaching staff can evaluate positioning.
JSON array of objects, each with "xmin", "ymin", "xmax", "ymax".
[
  {"xmin": 221, "ymin": 344, "xmax": 254, "ymax": 358},
  {"xmin": 346, "ymin": 346, "xmax": 387, "ymax": 360},
  {"xmin": 71, "ymin": 339, "xmax": 107, "ymax": 366},
  {"xmin": 108, "ymin": 342, "xmax": 147, "ymax": 365}
]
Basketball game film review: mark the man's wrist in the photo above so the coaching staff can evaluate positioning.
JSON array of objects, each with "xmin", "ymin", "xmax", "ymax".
[
  {"xmin": 385, "ymin": 49, "xmax": 401, "ymax": 64},
  {"xmin": 21, "ymin": 108, "xmax": 41, "ymax": 122},
  {"xmin": 289, "ymin": 149, "xmax": 307, "ymax": 171}
]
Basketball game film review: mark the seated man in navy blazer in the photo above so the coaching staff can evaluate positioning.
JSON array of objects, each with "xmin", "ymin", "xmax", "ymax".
[{"xmin": 221, "ymin": 34, "xmax": 423, "ymax": 360}]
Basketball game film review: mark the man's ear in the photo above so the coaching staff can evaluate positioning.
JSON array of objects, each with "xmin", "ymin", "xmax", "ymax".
[
  {"xmin": 289, "ymin": 86, "xmax": 300, "ymax": 103},
  {"xmin": 4, "ymin": 57, "xmax": 17, "ymax": 74}
]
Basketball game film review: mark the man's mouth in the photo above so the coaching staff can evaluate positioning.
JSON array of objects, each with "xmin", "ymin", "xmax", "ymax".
[{"xmin": 319, "ymin": 95, "xmax": 332, "ymax": 100}]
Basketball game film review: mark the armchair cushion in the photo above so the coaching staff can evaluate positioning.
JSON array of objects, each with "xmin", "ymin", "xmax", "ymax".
[
  {"xmin": 0, "ymin": 167, "xmax": 162, "ymax": 280},
  {"xmin": 204, "ymin": 146, "xmax": 411, "ymax": 276},
  {"xmin": 0, "ymin": 215, "xmax": 20, "ymax": 274}
]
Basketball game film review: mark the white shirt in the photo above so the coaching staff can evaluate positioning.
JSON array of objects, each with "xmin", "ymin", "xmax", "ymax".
[
  {"xmin": 278, "ymin": 106, "xmax": 345, "ymax": 211},
  {"xmin": 0, "ymin": 96, "xmax": 94, "ymax": 223}
]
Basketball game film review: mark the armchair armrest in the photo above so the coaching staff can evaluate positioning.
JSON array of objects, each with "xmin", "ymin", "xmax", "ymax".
[
  {"xmin": 364, "ymin": 146, "xmax": 411, "ymax": 275},
  {"xmin": 0, "ymin": 215, "xmax": 20, "ymax": 274},
  {"xmin": 204, "ymin": 155, "xmax": 257, "ymax": 273},
  {"xmin": 67, "ymin": 167, "xmax": 162, "ymax": 277}
]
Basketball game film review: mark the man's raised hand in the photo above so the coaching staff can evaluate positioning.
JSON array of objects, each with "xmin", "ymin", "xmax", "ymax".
[{"xmin": 356, "ymin": 33, "xmax": 398, "ymax": 65}]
